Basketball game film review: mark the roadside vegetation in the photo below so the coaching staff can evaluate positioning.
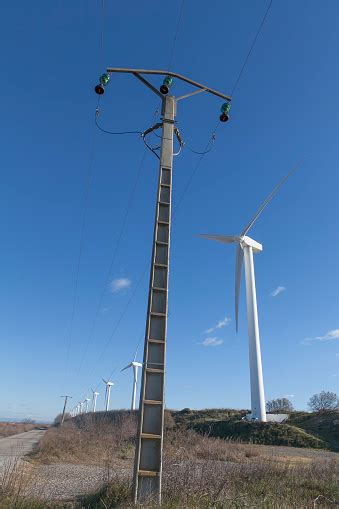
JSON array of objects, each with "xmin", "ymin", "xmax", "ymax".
[
  {"xmin": 1, "ymin": 408, "xmax": 338, "ymax": 507},
  {"xmin": 25, "ymin": 410, "xmax": 339, "ymax": 508},
  {"xmin": 0, "ymin": 421, "xmax": 43, "ymax": 438}
]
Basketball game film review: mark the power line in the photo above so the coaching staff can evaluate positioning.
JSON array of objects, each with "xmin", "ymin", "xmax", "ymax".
[
  {"xmin": 63, "ymin": 0, "xmax": 108, "ymax": 388},
  {"xmin": 75, "ymin": 107, "xmax": 159, "ymax": 378},
  {"xmin": 74, "ymin": 1, "xmax": 186, "ymax": 402},
  {"xmin": 174, "ymin": 0, "xmax": 273, "ymax": 205},
  {"xmin": 95, "ymin": 108, "xmax": 142, "ymax": 136},
  {"xmin": 184, "ymin": 134, "xmax": 216, "ymax": 155},
  {"xmin": 75, "ymin": 144, "xmax": 148, "ymax": 377},
  {"xmin": 167, "ymin": 0, "xmax": 185, "ymax": 71},
  {"xmin": 63, "ymin": 97, "xmax": 100, "ymax": 385},
  {"xmin": 99, "ymin": 0, "xmax": 105, "ymax": 73},
  {"xmin": 231, "ymin": 0, "xmax": 273, "ymax": 97}
]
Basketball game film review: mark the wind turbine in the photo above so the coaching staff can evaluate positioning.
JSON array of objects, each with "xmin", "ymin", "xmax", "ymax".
[
  {"xmin": 91, "ymin": 389, "xmax": 100, "ymax": 412},
  {"xmin": 200, "ymin": 166, "xmax": 299, "ymax": 422},
  {"xmin": 84, "ymin": 398, "xmax": 91, "ymax": 413},
  {"xmin": 122, "ymin": 349, "xmax": 142, "ymax": 410},
  {"xmin": 103, "ymin": 379, "xmax": 114, "ymax": 411}
]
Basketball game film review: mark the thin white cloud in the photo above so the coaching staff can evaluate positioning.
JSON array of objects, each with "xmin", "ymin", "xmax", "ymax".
[
  {"xmin": 304, "ymin": 329, "xmax": 339, "ymax": 344},
  {"xmin": 270, "ymin": 286, "xmax": 286, "ymax": 297},
  {"xmin": 204, "ymin": 317, "xmax": 230, "ymax": 334},
  {"xmin": 201, "ymin": 337, "xmax": 224, "ymax": 347},
  {"xmin": 110, "ymin": 278, "xmax": 131, "ymax": 293},
  {"xmin": 216, "ymin": 317, "xmax": 231, "ymax": 329},
  {"xmin": 282, "ymin": 394, "xmax": 295, "ymax": 399}
]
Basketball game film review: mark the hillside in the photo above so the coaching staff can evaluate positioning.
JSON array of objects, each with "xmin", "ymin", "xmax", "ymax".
[{"xmin": 171, "ymin": 408, "xmax": 339, "ymax": 451}]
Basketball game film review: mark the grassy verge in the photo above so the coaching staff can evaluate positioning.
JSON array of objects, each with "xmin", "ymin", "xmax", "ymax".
[
  {"xmin": 25, "ymin": 410, "xmax": 339, "ymax": 508},
  {"xmin": 0, "ymin": 422, "xmax": 44, "ymax": 438},
  {"xmin": 172, "ymin": 408, "xmax": 339, "ymax": 451}
]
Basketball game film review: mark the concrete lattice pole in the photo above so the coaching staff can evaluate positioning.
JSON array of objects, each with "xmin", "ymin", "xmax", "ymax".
[
  {"xmin": 60, "ymin": 395, "xmax": 71, "ymax": 425},
  {"xmin": 98, "ymin": 68, "xmax": 230, "ymax": 505},
  {"xmin": 133, "ymin": 95, "xmax": 175, "ymax": 504}
]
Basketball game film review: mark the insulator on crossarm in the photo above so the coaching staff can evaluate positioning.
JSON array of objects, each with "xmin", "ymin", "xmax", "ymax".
[{"xmin": 220, "ymin": 101, "xmax": 231, "ymax": 122}]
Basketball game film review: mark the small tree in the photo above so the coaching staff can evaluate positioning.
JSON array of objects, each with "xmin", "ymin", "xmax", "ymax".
[
  {"xmin": 308, "ymin": 391, "xmax": 339, "ymax": 412},
  {"xmin": 266, "ymin": 398, "xmax": 294, "ymax": 413}
]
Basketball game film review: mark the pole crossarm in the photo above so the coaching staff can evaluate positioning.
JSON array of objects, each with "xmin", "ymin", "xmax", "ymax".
[{"xmin": 106, "ymin": 67, "xmax": 231, "ymax": 101}]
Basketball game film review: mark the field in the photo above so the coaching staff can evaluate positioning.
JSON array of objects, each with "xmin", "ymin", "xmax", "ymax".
[
  {"xmin": 0, "ymin": 409, "xmax": 336, "ymax": 508},
  {"xmin": 0, "ymin": 422, "xmax": 44, "ymax": 438}
]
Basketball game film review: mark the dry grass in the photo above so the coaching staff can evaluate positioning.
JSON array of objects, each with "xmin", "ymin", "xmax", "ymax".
[
  {"xmin": 31, "ymin": 410, "xmax": 137, "ymax": 466},
  {"xmin": 84, "ymin": 456, "xmax": 339, "ymax": 508},
  {"xmin": 0, "ymin": 454, "xmax": 48, "ymax": 508},
  {"xmin": 20, "ymin": 412, "xmax": 339, "ymax": 507},
  {"xmin": 0, "ymin": 422, "xmax": 41, "ymax": 438}
]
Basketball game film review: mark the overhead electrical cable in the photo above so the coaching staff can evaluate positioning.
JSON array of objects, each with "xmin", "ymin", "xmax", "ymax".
[
  {"xmin": 95, "ymin": 108, "xmax": 142, "ymax": 136},
  {"xmin": 230, "ymin": 0, "xmax": 273, "ymax": 96},
  {"xmin": 167, "ymin": 0, "xmax": 185, "ymax": 72},
  {"xmin": 74, "ymin": 0, "xmax": 187, "ymax": 401},
  {"xmin": 62, "ymin": 0, "xmax": 108, "ymax": 389},
  {"xmin": 63, "ymin": 96, "xmax": 100, "ymax": 386},
  {"xmin": 174, "ymin": 0, "xmax": 273, "ymax": 210},
  {"xmin": 76, "ymin": 147, "xmax": 149, "ymax": 377},
  {"xmin": 75, "ymin": 108, "xmax": 159, "ymax": 379},
  {"xmin": 99, "ymin": 0, "xmax": 105, "ymax": 73}
]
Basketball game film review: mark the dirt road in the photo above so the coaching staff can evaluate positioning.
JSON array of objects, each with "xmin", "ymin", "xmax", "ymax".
[{"xmin": 0, "ymin": 429, "xmax": 46, "ymax": 469}]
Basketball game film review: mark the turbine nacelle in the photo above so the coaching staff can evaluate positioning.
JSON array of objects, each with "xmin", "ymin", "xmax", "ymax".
[
  {"xmin": 240, "ymin": 236, "xmax": 262, "ymax": 253},
  {"xmin": 122, "ymin": 361, "xmax": 143, "ymax": 372},
  {"xmin": 198, "ymin": 234, "xmax": 262, "ymax": 253}
]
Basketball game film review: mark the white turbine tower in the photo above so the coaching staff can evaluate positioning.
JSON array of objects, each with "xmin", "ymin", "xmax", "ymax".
[
  {"xmin": 200, "ymin": 167, "xmax": 298, "ymax": 422},
  {"xmin": 103, "ymin": 379, "xmax": 114, "ymax": 412},
  {"xmin": 84, "ymin": 398, "xmax": 91, "ymax": 413},
  {"xmin": 122, "ymin": 351, "xmax": 142, "ymax": 410},
  {"xmin": 79, "ymin": 401, "xmax": 84, "ymax": 414},
  {"xmin": 91, "ymin": 389, "xmax": 99, "ymax": 412}
]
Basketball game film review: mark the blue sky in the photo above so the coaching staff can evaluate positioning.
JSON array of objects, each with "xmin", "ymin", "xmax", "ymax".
[{"xmin": 0, "ymin": 1, "xmax": 338, "ymax": 422}]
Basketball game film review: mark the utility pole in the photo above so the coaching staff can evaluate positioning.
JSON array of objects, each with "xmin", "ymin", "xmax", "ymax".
[
  {"xmin": 95, "ymin": 68, "xmax": 231, "ymax": 505},
  {"xmin": 60, "ymin": 395, "xmax": 72, "ymax": 425}
]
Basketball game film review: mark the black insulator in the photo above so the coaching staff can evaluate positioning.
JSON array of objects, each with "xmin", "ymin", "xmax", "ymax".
[
  {"xmin": 160, "ymin": 84, "xmax": 169, "ymax": 95},
  {"xmin": 219, "ymin": 112, "xmax": 229, "ymax": 122},
  {"xmin": 95, "ymin": 84, "xmax": 105, "ymax": 95}
]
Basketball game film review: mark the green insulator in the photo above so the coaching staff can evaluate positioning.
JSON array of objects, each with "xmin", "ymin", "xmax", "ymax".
[
  {"xmin": 99, "ymin": 73, "xmax": 110, "ymax": 86},
  {"xmin": 220, "ymin": 102, "xmax": 231, "ymax": 113},
  {"xmin": 163, "ymin": 76, "xmax": 173, "ymax": 87}
]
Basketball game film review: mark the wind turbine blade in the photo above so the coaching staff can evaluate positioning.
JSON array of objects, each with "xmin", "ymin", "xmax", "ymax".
[
  {"xmin": 198, "ymin": 234, "xmax": 237, "ymax": 244},
  {"xmin": 121, "ymin": 363, "xmax": 132, "ymax": 372},
  {"xmin": 240, "ymin": 161, "xmax": 303, "ymax": 237},
  {"xmin": 235, "ymin": 244, "xmax": 244, "ymax": 333},
  {"xmin": 102, "ymin": 378, "xmax": 107, "ymax": 384},
  {"xmin": 133, "ymin": 339, "xmax": 142, "ymax": 362}
]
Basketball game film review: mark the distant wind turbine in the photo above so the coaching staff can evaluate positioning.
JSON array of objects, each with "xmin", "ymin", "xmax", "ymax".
[
  {"xmin": 103, "ymin": 379, "xmax": 114, "ymax": 411},
  {"xmin": 91, "ymin": 389, "xmax": 100, "ymax": 412},
  {"xmin": 84, "ymin": 398, "xmax": 91, "ymax": 413},
  {"xmin": 122, "ymin": 347, "xmax": 142, "ymax": 410},
  {"xmin": 200, "ymin": 164, "xmax": 300, "ymax": 422}
]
